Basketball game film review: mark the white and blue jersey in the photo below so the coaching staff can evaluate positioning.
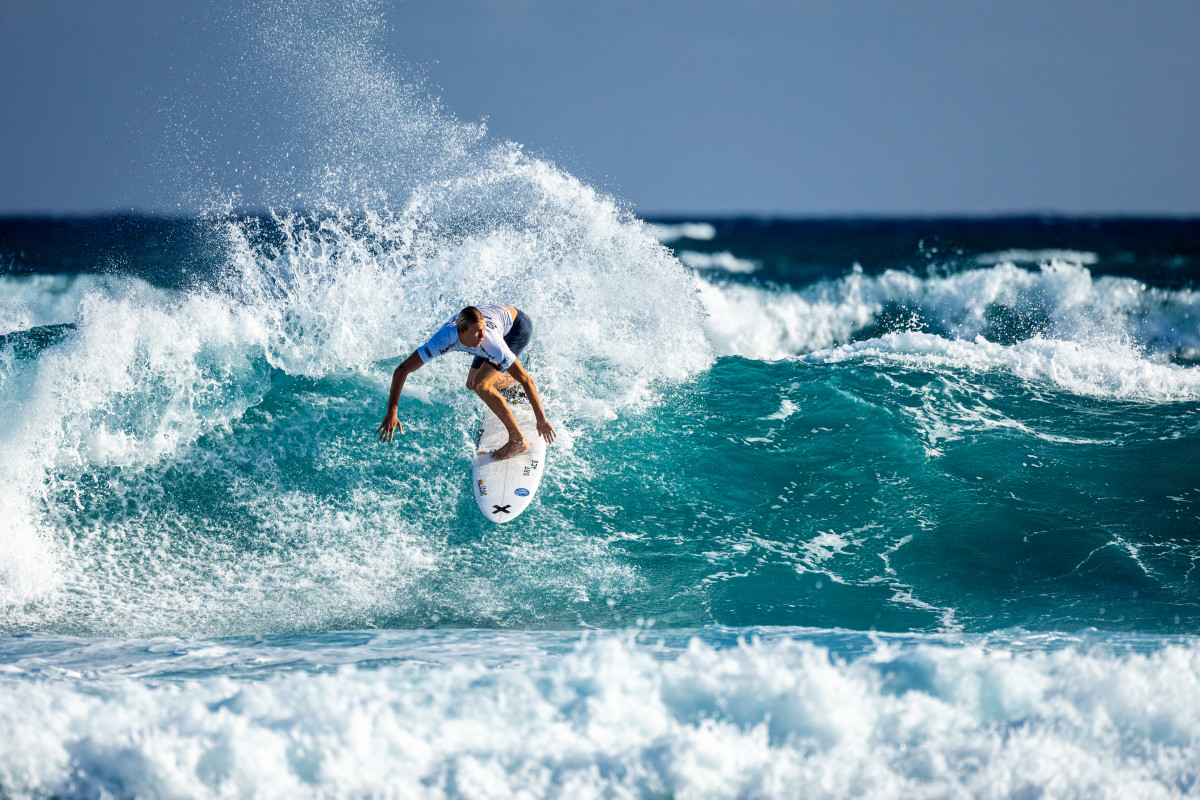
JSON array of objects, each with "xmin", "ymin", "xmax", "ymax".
[{"xmin": 417, "ymin": 304, "xmax": 518, "ymax": 370}]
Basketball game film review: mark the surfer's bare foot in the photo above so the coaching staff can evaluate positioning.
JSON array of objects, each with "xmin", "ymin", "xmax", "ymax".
[{"xmin": 491, "ymin": 439, "xmax": 530, "ymax": 461}]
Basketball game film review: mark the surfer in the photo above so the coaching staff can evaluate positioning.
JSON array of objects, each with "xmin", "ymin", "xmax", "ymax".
[{"xmin": 376, "ymin": 304, "xmax": 556, "ymax": 460}]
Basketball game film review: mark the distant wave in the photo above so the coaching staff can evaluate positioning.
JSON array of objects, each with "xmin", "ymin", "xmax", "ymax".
[
  {"xmin": 810, "ymin": 332, "xmax": 1200, "ymax": 402},
  {"xmin": 698, "ymin": 261, "xmax": 1200, "ymax": 401},
  {"xmin": 647, "ymin": 221, "xmax": 717, "ymax": 243},
  {"xmin": 975, "ymin": 249, "xmax": 1099, "ymax": 266},
  {"xmin": 678, "ymin": 249, "xmax": 760, "ymax": 273}
]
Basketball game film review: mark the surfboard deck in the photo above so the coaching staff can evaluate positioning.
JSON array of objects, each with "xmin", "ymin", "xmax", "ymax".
[{"xmin": 472, "ymin": 386, "xmax": 548, "ymax": 523}]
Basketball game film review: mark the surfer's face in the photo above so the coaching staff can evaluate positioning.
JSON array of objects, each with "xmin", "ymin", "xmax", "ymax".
[{"xmin": 458, "ymin": 322, "xmax": 486, "ymax": 347}]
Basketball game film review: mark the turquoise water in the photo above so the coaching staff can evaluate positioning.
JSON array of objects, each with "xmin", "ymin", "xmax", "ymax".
[{"xmin": 5, "ymin": 295, "xmax": 1197, "ymax": 639}]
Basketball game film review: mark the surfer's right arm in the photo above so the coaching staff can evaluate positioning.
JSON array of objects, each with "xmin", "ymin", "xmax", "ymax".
[{"xmin": 377, "ymin": 350, "xmax": 424, "ymax": 443}]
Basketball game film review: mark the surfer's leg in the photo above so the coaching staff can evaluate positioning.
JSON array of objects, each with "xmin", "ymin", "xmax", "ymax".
[
  {"xmin": 470, "ymin": 363, "xmax": 530, "ymax": 460},
  {"xmin": 467, "ymin": 365, "xmax": 514, "ymax": 392}
]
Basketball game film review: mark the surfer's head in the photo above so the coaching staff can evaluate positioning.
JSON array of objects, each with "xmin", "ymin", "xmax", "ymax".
[{"xmin": 456, "ymin": 306, "xmax": 486, "ymax": 347}]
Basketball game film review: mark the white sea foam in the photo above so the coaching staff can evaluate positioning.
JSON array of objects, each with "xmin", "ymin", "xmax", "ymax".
[
  {"xmin": 975, "ymin": 249, "xmax": 1099, "ymax": 266},
  {"xmin": 764, "ymin": 398, "xmax": 799, "ymax": 420},
  {"xmin": 646, "ymin": 221, "xmax": 718, "ymax": 243},
  {"xmin": 0, "ymin": 287, "xmax": 276, "ymax": 612},
  {"xmin": 0, "ymin": 274, "xmax": 142, "ymax": 335},
  {"xmin": 697, "ymin": 261, "xmax": 1200, "ymax": 400},
  {"xmin": 810, "ymin": 333, "xmax": 1200, "ymax": 402},
  {"xmin": 678, "ymin": 250, "xmax": 760, "ymax": 273},
  {"xmin": 1, "ymin": 632, "xmax": 1197, "ymax": 799},
  {"xmin": 697, "ymin": 276, "xmax": 874, "ymax": 361},
  {"xmin": 220, "ymin": 153, "xmax": 712, "ymax": 418}
]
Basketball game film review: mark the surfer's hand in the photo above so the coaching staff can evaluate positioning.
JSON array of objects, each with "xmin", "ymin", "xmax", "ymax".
[
  {"xmin": 536, "ymin": 419, "xmax": 556, "ymax": 444},
  {"xmin": 377, "ymin": 413, "xmax": 402, "ymax": 442}
]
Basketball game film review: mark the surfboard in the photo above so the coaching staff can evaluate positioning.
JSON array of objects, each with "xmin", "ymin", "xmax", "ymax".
[{"xmin": 472, "ymin": 386, "xmax": 548, "ymax": 523}]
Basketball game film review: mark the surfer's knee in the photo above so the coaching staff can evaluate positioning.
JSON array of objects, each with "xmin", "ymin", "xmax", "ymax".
[{"xmin": 465, "ymin": 367, "xmax": 483, "ymax": 391}]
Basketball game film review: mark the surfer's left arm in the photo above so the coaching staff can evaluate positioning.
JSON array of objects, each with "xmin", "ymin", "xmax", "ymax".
[{"xmin": 506, "ymin": 360, "xmax": 556, "ymax": 444}]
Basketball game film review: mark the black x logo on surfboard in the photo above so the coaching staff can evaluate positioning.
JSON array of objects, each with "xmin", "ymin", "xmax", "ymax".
[{"xmin": 492, "ymin": 504, "xmax": 511, "ymax": 515}]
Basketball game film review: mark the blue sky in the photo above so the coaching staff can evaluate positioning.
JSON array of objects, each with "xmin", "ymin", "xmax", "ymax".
[{"xmin": 1, "ymin": 0, "xmax": 1198, "ymax": 215}]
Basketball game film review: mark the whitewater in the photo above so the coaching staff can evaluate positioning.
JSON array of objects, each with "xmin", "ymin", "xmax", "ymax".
[{"xmin": 2, "ymin": 3, "xmax": 1200, "ymax": 798}]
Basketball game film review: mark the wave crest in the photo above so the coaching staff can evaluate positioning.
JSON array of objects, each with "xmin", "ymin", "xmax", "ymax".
[{"xmin": 699, "ymin": 261, "xmax": 1200, "ymax": 400}]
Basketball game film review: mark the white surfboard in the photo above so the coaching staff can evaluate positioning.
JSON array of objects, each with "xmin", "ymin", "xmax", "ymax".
[{"xmin": 472, "ymin": 387, "xmax": 548, "ymax": 523}]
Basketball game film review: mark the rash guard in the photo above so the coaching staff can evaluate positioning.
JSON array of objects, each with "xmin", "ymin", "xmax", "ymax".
[{"xmin": 416, "ymin": 304, "xmax": 518, "ymax": 370}]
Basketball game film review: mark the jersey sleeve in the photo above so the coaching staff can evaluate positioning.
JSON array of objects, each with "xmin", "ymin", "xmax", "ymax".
[{"xmin": 417, "ymin": 324, "xmax": 458, "ymax": 363}]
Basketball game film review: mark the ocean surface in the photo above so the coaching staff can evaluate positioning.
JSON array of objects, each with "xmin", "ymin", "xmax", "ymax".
[
  {"xmin": 4, "ymin": 5, "xmax": 1200, "ymax": 796},
  {"xmin": 3, "ymin": 209, "xmax": 1199, "ymax": 798}
]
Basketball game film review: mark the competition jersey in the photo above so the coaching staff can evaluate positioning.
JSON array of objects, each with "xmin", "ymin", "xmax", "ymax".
[{"xmin": 416, "ymin": 304, "xmax": 517, "ymax": 370}]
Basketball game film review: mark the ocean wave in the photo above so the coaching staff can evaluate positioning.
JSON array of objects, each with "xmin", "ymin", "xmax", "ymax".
[
  {"xmin": 0, "ymin": 274, "xmax": 146, "ymax": 336},
  {"xmin": 0, "ymin": 0, "xmax": 719, "ymax": 618},
  {"xmin": 678, "ymin": 250, "xmax": 760, "ymax": 273},
  {"xmin": 975, "ymin": 248, "xmax": 1099, "ymax": 266},
  {"xmin": 810, "ymin": 332, "xmax": 1200, "ymax": 402},
  {"xmin": 2, "ymin": 630, "xmax": 1197, "ymax": 799},
  {"xmin": 210, "ymin": 12, "xmax": 714, "ymax": 417},
  {"xmin": 697, "ymin": 261, "xmax": 1200, "ymax": 397},
  {"xmin": 0, "ymin": 184, "xmax": 705, "ymax": 619},
  {"xmin": 646, "ymin": 221, "xmax": 717, "ymax": 243},
  {"xmin": 0, "ymin": 286, "xmax": 274, "ymax": 611}
]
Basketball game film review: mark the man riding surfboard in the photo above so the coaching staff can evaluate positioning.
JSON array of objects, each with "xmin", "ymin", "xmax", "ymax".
[{"xmin": 376, "ymin": 304, "xmax": 555, "ymax": 460}]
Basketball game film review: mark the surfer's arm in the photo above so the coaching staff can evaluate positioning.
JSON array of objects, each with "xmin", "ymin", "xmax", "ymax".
[
  {"xmin": 377, "ymin": 350, "xmax": 424, "ymax": 443},
  {"xmin": 506, "ymin": 360, "xmax": 556, "ymax": 444}
]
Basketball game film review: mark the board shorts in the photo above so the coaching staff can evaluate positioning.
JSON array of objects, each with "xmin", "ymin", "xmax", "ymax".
[{"xmin": 471, "ymin": 309, "xmax": 532, "ymax": 371}]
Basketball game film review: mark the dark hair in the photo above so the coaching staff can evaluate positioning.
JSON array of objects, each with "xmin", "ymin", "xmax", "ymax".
[{"xmin": 455, "ymin": 306, "xmax": 484, "ymax": 334}]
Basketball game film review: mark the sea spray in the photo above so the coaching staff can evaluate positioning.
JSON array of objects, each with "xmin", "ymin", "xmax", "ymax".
[
  {"xmin": 204, "ymin": 0, "xmax": 714, "ymax": 405},
  {"xmin": 0, "ymin": 2, "xmax": 715, "ymax": 631}
]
